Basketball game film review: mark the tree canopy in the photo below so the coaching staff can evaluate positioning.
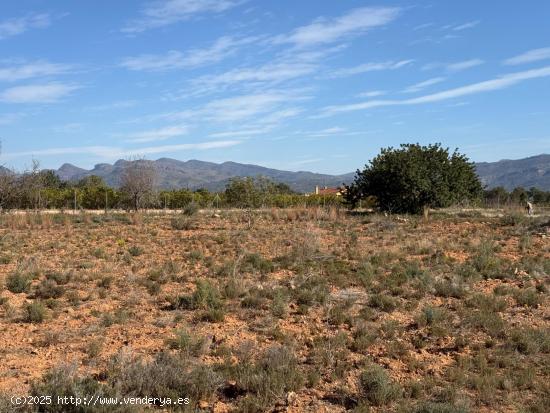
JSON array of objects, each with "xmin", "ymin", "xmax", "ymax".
[{"xmin": 345, "ymin": 143, "xmax": 483, "ymax": 214}]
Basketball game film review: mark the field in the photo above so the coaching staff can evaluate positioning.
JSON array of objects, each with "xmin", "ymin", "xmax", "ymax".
[{"xmin": 0, "ymin": 208, "xmax": 549, "ymax": 412}]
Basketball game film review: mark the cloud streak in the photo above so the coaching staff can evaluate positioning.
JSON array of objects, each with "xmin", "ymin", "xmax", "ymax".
[
  {"xmin": 504, "ymin": 47, "xmax": 550, "ymax": 65},
  {"xmin": 321, "ymin": 65, "xmax": 550, "ymax": 115},
  {"xmin": 273, "ymin": 7, "xmax": 400, "ymax": 48},
  {"xmin": 4, "ymin": 140, "xmax": 241, "ymax": 160},
  {"xmin": 0, "ymin": 61, "xmax": 73, "ymax": 82},
  {"xmin": 123, "ymin": 125, "xmax": 190, "ymax": 143},
  {"xmin": 120, "ymin": 36, "xmax": 257, "ymax": 71},
  {"xmin": 452, "ymin": 20, "xmax": 480, "ymax": 31},
  {"xmin": 446, "ymin": 58, "xmax": 484, "ymax": 72},
  {"xmin": 0, "ymin": 82, "xmax": 80, "ymax": 103},
  {"xmin": 403, "ymin": 77, "xmax": 446, "ymax": 93},
  {"xmin": 123, "ymin": 0, "xmax": 244, "ymax": 33},
  {"xmin": 0, "ymin": 13, "xmax": 51, "ymax": 40},
  {"xmin": 328, "ymin": 60, "xmax": 413, "ymax": 78}
]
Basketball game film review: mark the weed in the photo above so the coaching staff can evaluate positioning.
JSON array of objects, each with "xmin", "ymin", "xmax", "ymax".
[
  {"xmin": 127, "ymin": 246, "xmax": 143, "ymax": 256},
  {"xmin": 368, "ymin": 293, "xmax": 398, "ymax": 312},
  {"xmin": 5, "ymin": 272, "xmax": 31, "ymax": 293},
  {"xmin": 24, "ymin": 301, "xmax": 46, "ymax": 323},
  {"xmin": 359, "ymin": 364, "xmax": 401, "ymax": 406},
  {"xmin": 35, "ymin": 279, "xmax": 64, "ymax": 299},
  {"xmin": 165, "ymin": 328, "xmax": 207, "ymax": 356}
]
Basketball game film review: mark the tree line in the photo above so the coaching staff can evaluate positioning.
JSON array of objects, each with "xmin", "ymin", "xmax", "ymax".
[{"xmin": 0, "ymin": 161, "xmax": 342, "ymax": 211}]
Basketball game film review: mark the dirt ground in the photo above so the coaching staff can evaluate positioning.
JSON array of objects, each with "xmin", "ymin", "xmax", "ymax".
[{"xmin": 0, "ymin": 208, "xmax": 548, "ymax": 412}]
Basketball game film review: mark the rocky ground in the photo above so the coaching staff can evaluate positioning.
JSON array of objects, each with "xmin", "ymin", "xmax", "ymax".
[{"xmin": 0, "ymin": 208, "xmax": 548, "ymax": 412}]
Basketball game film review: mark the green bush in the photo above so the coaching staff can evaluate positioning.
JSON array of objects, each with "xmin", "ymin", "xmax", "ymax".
[
  {"xmin": 170, "ymin": 215, "xmax": 196, "ymax": 230},
  {"xmin": 359, "ymin": 364, "xmax": 401, "ymax": 406},
  {"xmin": 127, "ymin": 246, "xmax": 143, "ymax": 257},
  {"xmin": 24, "ymin": 301, "xmax": 46, "ymax": 323},
  {"xmin": 369, "ymin": 293, "xmax": 398, "ymax": 312},
  {"xmin": 166, "ymin": 329, "xmax": 206, "ymax": 356},
  {"xmin": 5, "ymin": 272, "xmax": 31, "ymax": 293}
]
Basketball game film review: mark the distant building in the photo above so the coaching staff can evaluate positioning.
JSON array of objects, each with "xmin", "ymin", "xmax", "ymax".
[{"xmin": 312, "ymin": 185, "xmax": 346, "ymax": 196}]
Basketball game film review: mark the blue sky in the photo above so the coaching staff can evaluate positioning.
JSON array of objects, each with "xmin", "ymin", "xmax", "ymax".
[{"xmin": 1, "ymin": 0, "xmax": 549, "ymax": 174}]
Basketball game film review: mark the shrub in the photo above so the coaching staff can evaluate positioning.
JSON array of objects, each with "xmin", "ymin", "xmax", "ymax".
[
  {"xmin": 182, "ymin": 202, "xmax": 199, "ymax": 216},
  {"xmin": 359, "ymin": 364, "xmax": 401, "ymax": 406},
  {"xmin": 45, "ymin": 271, "xmax": 72, "ymax": 285},
  {"xmin": 166, "ymin": 329, "xmax": 207, "ymax": 356},
  {"xmin": 5, "ymin": 272, "xmax": 31, "ymax": 293},
  {"xmin": 434, "ymin": 279, "xmax": 467, "ymax": 298},
  {"xmin": 170, "ymin": 215, "xmax": 196, "ymax": 230},
  {"xmin": 127, "ymin": 246, "xmax": 143, "ymax": 256},
  {"xmin": 241, "ymin": 252, "xmax": 274, "ymax": 275},
  {"xmin": 351, "ymin": 325, "xmax": 378, "ymax": 353},
  {"xmin": 514, "ymin": 288, "xmax": 542, "ymax": 308},
  {"xmin": 35, "ymin": 279, "xmax": 64, "ymax": 299},
  {"xmin": 469, "ymin": 240, "xmax": 505, "ymax": 277},
  {"xmin": 507, "ymin": 328, "xmax": 550, "ymax": 354},
  {"xmin": 368, "ymin": 293, "xmax": 398, "ymax": 312},
  {"xmin": 466, "ymin": 294, "xmax": 507, "ymax": 316},
  {"xmin": 233, "ymin": 345, "xmax": 303, "ymax": 410},
  {"xmin": 24, "ymin": 301, "xmax": 46, "ymax": 323},
  {"xmin": 31, "ymin": 365, "xmax": 110, "ymax": 413},
  {"xmin": 172, "ymin": 280, "xmax": 225, "ymax": 322}
]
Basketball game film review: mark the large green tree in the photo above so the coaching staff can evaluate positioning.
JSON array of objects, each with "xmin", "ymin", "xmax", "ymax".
[{"xmin": 345, "ymin": 143, "xmax": 482, "ymax": 214}]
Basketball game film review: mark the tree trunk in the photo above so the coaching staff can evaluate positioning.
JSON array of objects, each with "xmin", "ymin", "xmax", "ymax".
[{"xmin": 423, "ymin": 205, "xmax": 430, "ymax": 220}]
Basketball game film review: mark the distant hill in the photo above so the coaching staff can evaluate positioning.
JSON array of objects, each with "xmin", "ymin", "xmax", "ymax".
[
  {"xmin": 55, "ymin": 158, "xmax": 355, "ymax": 193},
  {"xmin": 48, "ymin": 154, "xmax": 550, "ymax": 192},
  {"xmin": 475, "ymin": 154, "xmax": 550, "ymax": 190}
]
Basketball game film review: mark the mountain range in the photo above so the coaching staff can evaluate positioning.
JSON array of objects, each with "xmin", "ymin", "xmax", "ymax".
[
  {"xmin": 56, "ymin": 158, "xmax": 356, "ymax": 193},
  {"xmin": 49, "ymin": 154, "xmax": 550, "ymax": 192},
  {"xmin": 475, "ymin": 154, "xmax": 550, "ymax": 191}
]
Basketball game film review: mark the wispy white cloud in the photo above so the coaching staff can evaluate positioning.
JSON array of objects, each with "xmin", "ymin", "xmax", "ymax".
[
  {"xmin": 122, "ymin": 125, "xmax": 190, "ymax": 143},
  {"xmin": 403, "ymin": 77, "xmax": 446, "ymax": 93},
  {"xmin": 0, "ymin": 13, "xmax": 51, "ymax": 40},
  {"xmin": 446, "ymin": 58, "xmax": 484, "ymax": 72},
  {"xmin": 422, "ymin": 59, "xmax": 484, "ymax": 72},
  {"xmin": 201, "ymin": 92, "xmax": 304, "ymax": 122},
  {"xmin": 504, "ymin": 47, "xmax": 550, "ymax": 66},
  {"xmin": 190, "ymin": 61, "xmax": 316, "ymax": 93},
  {"xmin": 0, "ymin": 82, "xmax": 80, "ymax": 103},
  {"xmin": 87, "ymin": 100, "xmax": 138, "ymax": 111},
  {"xmin": 413, "ymin": 22, "xmax": 434, "ymax": 31},
  {"xmin": 120, "ymin": 36, "xmax": 257, "ymax": 71},
  {"xmin": 0, "ymin": 60, "xmax": 72, "ymax": 82},
  {"xmin": 357, "ymin": 90, "xmax": 386, "ymax": 98},
  {"xmin": 302, "ymin": 127, "xmax": 347, "ymax": 138},
  {"xmin": 3, "ymin": 140, "xmax": 241, "ymax": 160},
  {"xmin": 327, "ymin": 60, "xmax": 413, "ymax": 78},
  {"xmin": 122, "ymin": 0, "xmax": 245, "ymax": 33},
  {"xmin": 321, "ymin": 65, "xmax": 550, "ymax": 116},
  {"xmin": 273, "ymin": 6, "xmax": 400, "ymax": 48},
  {"xmin": 452, "ymin": 20, "xmax": 480, "ymax": 31},
  {"xmin": 209, "ymin": 128, "xmax": 271, "ymax": 138}
]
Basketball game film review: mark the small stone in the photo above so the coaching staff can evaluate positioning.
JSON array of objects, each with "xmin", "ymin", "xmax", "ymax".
[{"xmin": 286, "ymin": 391, "xmax": 297, "ymax": 405}]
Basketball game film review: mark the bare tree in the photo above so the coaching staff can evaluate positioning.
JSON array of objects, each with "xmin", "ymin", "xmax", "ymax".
[
  {"xmin": 0, "ymin": 140, "xmax": 16, "ymax": 211},
  {"xmin": 120, "ymin": 157, "xmax": 157, "ymax": 211},
  {"xmin": 17, "ymin": 159, "xmax": 44, "ymax": 210},
  {"xmin": 0, "ymin": 171, "xmax": 16, "ymax": 211}
]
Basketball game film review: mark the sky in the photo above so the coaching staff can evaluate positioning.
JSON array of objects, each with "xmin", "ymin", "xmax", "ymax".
[{"xmin": 0, "ymin": 0, "xmax": 549, "ymax": 174}]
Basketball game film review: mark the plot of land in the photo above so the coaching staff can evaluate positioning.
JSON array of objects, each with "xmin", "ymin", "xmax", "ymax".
[{"xmin": 0, "ymin": 209, "xmax": 548, "ymax": 412}]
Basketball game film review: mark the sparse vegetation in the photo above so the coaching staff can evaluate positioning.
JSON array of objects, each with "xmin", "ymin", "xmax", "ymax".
[{"xmin": 0, "ymin": 209, "xmax": 547, "ymax": 411}]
